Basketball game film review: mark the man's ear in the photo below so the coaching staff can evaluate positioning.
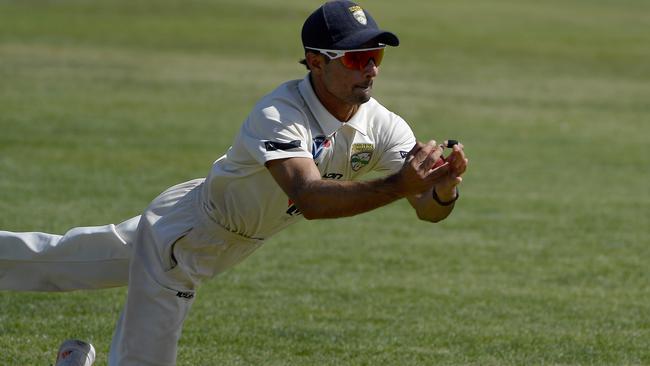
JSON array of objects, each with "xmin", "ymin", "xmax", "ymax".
[{"xmin": 305, "ymin": 52, "xmax": 326, "ymax": 74}]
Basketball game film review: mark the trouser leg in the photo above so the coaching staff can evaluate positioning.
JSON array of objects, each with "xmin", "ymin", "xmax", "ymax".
[
  {"xmin": 0, "ymin": 216, "xmax": 140, "ymax": 291},
  {"xmin": 106, "ymin": 227, "xmax": 264, "ymax": 366},
  {"xmin": 106, "ymin": 178, "xmax": 264, "ymax": 365},
  {"xmin": 108, "ymin": 193, "xmax": 199, "ymax": 366},
  {"xmin": 108, "ymin": 247, "xmax": 195, "ymax": 366}
]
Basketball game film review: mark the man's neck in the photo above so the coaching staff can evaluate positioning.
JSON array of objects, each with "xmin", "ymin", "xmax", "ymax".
[{"xmin": 309, "ymin": 73, "xmax": 358, "ymax": 122}]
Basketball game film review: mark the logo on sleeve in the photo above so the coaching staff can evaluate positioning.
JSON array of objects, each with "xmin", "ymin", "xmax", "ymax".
[
  {"xmin": 264, "ymin": 140, "xmax": 302, "ymax": 151},
  {"xmin": 351, "ymin": 143, "xmax": 374, "ymax": 171},
  {"xmin": 399, "ymin": 151, "xmax": 409, "ymax": 159}
]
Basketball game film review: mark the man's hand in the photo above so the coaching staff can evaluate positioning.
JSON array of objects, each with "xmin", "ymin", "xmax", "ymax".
[
  {"xmin": 405, "ymin": 140, "xmax": 468, "ymax": 222},
  {"xmin": 433, "ymin": 142, "xmax": 468, "ymax": 202},
  {"xmin": 393, "ymin": 140, "xmax": 450, "ymax": 196}
]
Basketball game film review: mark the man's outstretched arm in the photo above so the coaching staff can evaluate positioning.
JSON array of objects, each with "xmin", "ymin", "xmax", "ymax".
[{"xmin": 266, "ymin": 140, "xmax": 449, "ymax": 220}]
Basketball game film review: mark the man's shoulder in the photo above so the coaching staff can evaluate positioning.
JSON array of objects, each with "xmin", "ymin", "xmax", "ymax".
[
  {"xmin": 251, "ymin": 79, "xmax": 307, "ymax": 118},
  {"xmin": 365, "ymin": 98, "xmax": 408, "ymax": 128},
  {"xmin": 243, "ymin": 79, "xmax": 311, "ymax": 134},
  {"xmin": 259, "ymin": 79, "xmax": 304, "ymax": 107}
]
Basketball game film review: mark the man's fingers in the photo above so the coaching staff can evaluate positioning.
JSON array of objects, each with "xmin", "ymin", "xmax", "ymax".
[
  {"xmin": 406, "ymin": 141, "xmax": 428, "ymax": 163},
  {"xmin": 404, "ymin": 142, "xmax": 423, "ymax": 163},
  {"xmin": 412, "ymin": 140, "xmax": 436, "ymax": 166},
  {"xmin": 450, "ymin": 156, "xmax": 468, "ymax": 177},
  {"xmin": 426, "ymin": 162, "xmax": 450, "ymax": 181},
  {"xmin": 457, "ymin": 158, "xmax": 469, "ymax": 175},
  {"xmin": 421, "ymin": 144, "xmax": 444, "ymax": 171},
  {"xmin": 445, "ymin": 145, "xmax": 465, "ymax": 171},
  {"xmin": 444, "ymin": 139, "xmax": 459, "ymax": 148},
  {"xmin": 453, "ymin": 145, "xmax": 467, "ymax": 169}
]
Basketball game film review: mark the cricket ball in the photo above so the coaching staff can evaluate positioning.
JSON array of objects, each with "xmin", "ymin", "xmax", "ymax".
[{"xmin": 432, "ymin": 155, "xmax": 446, "ymax": 169}]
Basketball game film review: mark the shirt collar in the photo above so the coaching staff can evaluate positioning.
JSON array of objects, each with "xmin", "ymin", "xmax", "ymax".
[{"xmin": 298, "ymin": 74, "xmax": 368, "ymax": 137}]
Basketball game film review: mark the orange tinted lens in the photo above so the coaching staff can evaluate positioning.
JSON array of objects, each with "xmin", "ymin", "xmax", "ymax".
[{"xmin": 341, "ymin": 48, "xmax": 385, "ymax": 70}]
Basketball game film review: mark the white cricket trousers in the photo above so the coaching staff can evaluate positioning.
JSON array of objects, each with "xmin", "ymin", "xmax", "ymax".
[{"xmin": 0, "ymin": 178, "xmax": 264, "ymax": 366}]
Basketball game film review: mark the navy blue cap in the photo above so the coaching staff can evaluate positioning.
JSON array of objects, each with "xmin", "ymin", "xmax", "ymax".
[{"xmin": 302, "ymin": 1, "xmax": 399, "ymax": 50}]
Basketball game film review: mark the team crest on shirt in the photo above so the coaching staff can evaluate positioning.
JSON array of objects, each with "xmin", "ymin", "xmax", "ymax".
[
  {"xmin": 349, "ymin": 6, "xmax": 367, "ymax": 25},
  {"xmin": 351, "ymin": 143, "xmax": 374, "ymax": 171}
]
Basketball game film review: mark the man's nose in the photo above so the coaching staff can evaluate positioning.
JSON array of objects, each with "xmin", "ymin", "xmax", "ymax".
[{"xmin": 362, "ymin": 59, "xmax": 379, "ymax": 78}]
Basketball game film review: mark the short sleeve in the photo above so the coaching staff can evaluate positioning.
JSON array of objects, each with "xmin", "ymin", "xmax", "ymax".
[
  {"xmin": 239, "ymin": 102, "xmax": 314, "ymax": 165},
  {"xmin": 374, "ymin": 115, "xmax": 416, "ymax": 174}
]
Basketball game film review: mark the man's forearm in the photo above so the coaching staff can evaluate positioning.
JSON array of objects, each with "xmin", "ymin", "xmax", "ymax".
[
  {"xmin": 293, "ymin": 175, "xmax": 405, "ymax": 219},
  {"xmin": 266, "ymin": 142, "xmax": 457, "ymax": 221}
]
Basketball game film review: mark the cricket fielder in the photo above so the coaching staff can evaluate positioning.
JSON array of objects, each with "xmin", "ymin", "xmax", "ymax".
[{"xmin": 0, "ymin": 1, "xmax": 468, "ymax": 365}]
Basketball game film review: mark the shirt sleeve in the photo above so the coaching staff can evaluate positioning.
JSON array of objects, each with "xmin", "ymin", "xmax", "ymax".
[
  {"xmin": 239, "ymin": 102, "xmax": 314, "ymax": 165},
  {"xmin": 374, "ymin": 115, "xmax": 416, "ymax": 175}
]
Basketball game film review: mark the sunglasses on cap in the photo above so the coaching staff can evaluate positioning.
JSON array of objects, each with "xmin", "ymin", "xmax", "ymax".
[{"xmin": 305, "ymin": 46, "xmax": 385, "ymax": 70}]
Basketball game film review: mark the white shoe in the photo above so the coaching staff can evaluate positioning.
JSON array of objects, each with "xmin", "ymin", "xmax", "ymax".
[{"xmin": 55, "ymin": 339, "xmax": 96, "ymax": 366}]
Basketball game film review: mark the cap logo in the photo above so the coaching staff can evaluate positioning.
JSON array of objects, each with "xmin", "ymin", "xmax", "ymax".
[{"xmin": 349, "ymin": 5, "xmax": 367, "ymax": 25}]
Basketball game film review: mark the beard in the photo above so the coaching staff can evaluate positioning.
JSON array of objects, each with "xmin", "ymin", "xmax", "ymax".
[{"xmin": 349, "ymin": 82, "xmax": 373, "ymax": 104}]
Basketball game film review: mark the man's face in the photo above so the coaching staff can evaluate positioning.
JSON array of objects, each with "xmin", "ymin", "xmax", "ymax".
[{"xmin": 320, "ymin": 53, "xmax": 380, "ymax": 106}]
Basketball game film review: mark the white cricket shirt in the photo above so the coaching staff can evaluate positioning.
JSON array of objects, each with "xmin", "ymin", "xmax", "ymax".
[{"xmin": 200, "ymin": 74, "xmax": 416, "ymax": 239}]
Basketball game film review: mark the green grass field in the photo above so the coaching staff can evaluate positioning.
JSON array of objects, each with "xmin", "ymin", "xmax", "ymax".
[{"xmin": 1, "ymin": 0, "xmax": 649, "ymax": 364}]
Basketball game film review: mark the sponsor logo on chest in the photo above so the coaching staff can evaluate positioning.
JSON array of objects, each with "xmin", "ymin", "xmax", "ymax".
[{"xmin": 350, "ymin": 143, "xmax": 374, "ymax": 171}]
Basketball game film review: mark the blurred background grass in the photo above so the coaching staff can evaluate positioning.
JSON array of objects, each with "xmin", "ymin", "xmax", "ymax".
[{"xmin": 1, "ymin": 0, "xmax": 649, "ymax": 365}]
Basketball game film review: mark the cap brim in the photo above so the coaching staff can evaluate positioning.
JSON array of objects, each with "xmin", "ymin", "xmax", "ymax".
[{"xmin": 333, "ymin": 29, "xmax": 399, "ymax": 49}]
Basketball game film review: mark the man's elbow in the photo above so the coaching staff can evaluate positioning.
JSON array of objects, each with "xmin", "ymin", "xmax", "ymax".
[
  {"xmin": 301, "ymin": 206, "xmax": 320, "ymax": 220},
  {"xmin": 295, "ymin": 200, "xmax": 340, "ymax": 220},
  {"xmin": 292, "ymin": 198, "xmax": 321, "ymax": 220}
]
